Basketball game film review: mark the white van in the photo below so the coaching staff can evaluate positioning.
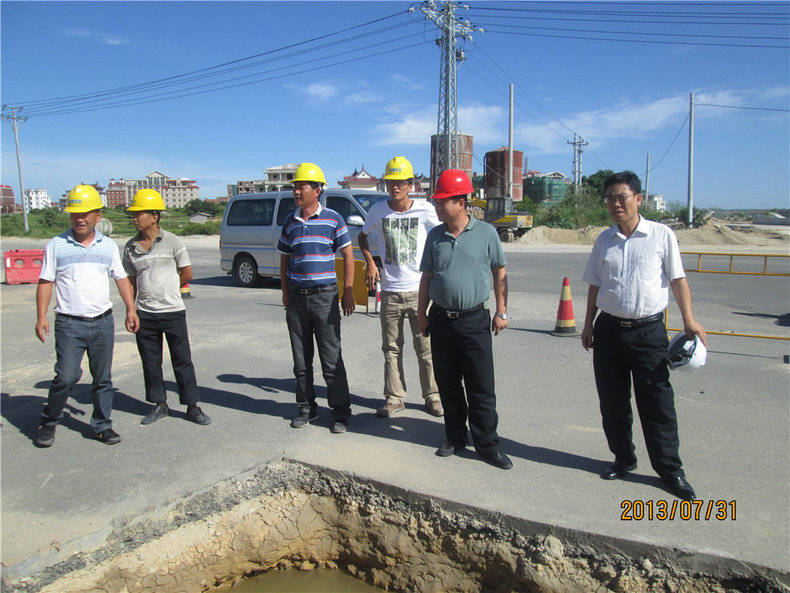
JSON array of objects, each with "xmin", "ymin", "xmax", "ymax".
[{"xmin": 220, "ymin": 189, "xmax": 388, "ymax": 287}]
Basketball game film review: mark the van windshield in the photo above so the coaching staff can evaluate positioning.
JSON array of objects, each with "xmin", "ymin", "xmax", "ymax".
[{"xmin": 353, "ymin": 194, "xmax": 388, "ymax": 212}]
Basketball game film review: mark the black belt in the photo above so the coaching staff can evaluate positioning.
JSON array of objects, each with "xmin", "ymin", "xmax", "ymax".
[
  {"xmin": 290, "ymin": 283, "xmax": 336, "ymax": 295},
  {"xmin": 432, "ymin": 303, "xmax": 485, "ymax": 319},
  {"xmin": 56, "ymin": 309, "xmax": 113, "ymax": 322},
  {"xmin": 600, "ymin": 311, "xmax": 664, "ymax": 329}
]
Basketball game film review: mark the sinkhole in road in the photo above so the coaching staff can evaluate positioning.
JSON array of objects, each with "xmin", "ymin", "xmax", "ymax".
[{"xmin": 14, "ymin": 461, "xmax": 787, "ymax": 593}]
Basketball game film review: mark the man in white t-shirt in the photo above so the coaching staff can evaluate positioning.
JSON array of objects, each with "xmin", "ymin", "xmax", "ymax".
[{"xmin": 358, "ymin": 156, "xmax": 442, "ymax": 418}]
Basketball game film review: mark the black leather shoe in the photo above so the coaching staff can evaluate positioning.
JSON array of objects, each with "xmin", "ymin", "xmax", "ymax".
[
  {"xmin": 600, "ymin": 460, "xmax": 637, "ymax": 480},
  {"xmin": 95, "ymin": 428, "xmax": 121, "ymax": 445},
  {"xmin": 663, "ymin": 473, "xmax": 696, "ymax": 501},
  {"xmin": 141, "ymin": 403, "xmax": 169, "ymax": 425},
  {"xmin": 479, "ymin": 450, "xmax": 513, "ymax": 470},
  {"xmin": 185, "ymin": 405, "xmax": 211, "ymax": 425},
  {"xmin": 435, "ymin": 441, "xmax": 465, "ymax": 457},
  {"xmin": 290, "ymin": 408, "xmax": 318, "ymax": 428}
]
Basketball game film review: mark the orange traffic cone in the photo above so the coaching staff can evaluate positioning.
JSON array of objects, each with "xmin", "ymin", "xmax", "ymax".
[
  {"xmin": 180, "ymin": 283, "xmax": 193, "ymax": 299},
  {"xmin": 552, "ymin": 277, "xmax": 578, "ymax": 336}
]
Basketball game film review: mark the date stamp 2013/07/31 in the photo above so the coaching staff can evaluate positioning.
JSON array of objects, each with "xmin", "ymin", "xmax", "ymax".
[{"xmin": 620, "ymin": 499, "xmax": 736, "ymax": 521}]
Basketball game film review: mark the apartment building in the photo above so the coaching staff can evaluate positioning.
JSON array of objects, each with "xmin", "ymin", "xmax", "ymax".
[
  {"xmin": 24, "ymin": 188, "xmax": 53, "ymax": 210},
  {"xmin": 124, "ymin": 172, "xmax": 199, "ymax": 208}
]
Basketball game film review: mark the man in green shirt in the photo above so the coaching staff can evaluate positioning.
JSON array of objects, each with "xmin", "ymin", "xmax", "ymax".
[{"xmin": 418, "ymin": 170, "xmax": 511, "ymax": 469}]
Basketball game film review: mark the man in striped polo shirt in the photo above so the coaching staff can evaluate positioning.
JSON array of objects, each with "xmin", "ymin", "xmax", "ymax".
[
  {"xmin": 278, "ymin": 163, "xmax": 355, "ymax": 434},
  {"xmin": 34, "ymin": 185, "xmax": 139, "ymax": 447}
]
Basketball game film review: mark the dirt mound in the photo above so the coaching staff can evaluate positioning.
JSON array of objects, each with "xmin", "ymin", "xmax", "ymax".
[{"xmin": 516, "ymin": 219, "xmax": 788, "ymax": 247}]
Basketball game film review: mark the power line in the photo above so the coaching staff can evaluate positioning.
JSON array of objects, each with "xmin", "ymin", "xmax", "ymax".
[
  {"xmin": 22, "ymin": 31, "xmax": 429, "ymax": 117},
  {"xmin": 649, "ymin": 114, "xmax": 689, "ymax": 173},
  {"xmin": 696, "ymin": 103, "xmax": 790, "ymax": 112},
  {"xmin": 21, "ymin": 39, "xmax": 434, "ymax": 118},
  {"xmin": 9, "ymin": 10, "xmax": 412, "ymax": 108},
  {"xmin": 473, "ymin": 22, "xmax": 790, "ymax": 42},
  {"xmin": 481, "ymin": 28, "xmax": 788, "ymax": 49},
  {"xmin": 467, "ymin": 11, "xmax": 790, "ymax": 27},
  {"xmin": 468, "ymin": 43, "xmax": 577, "ymax": 138},
  {"xmin": 467, "ymin": 5, "xmax": 789, "ymax": 19},
  {"xmin": 22, "ymin": 19, "xmax": 419, "ymax": 113}
]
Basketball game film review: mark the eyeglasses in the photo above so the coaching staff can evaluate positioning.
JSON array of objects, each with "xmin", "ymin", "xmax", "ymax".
[
  {"xmin": 604, "ymin": 193, "xmax": 635, "ymax": 203},
  {"xmin": 386, "ymin": 180, "xmax": 411, "ymax": 187}
]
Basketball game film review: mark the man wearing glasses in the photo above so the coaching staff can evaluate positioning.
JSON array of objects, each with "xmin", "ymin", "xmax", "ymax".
[
  {"xmin": 581, "ymin": 171, "xmax": 707, "ymax": 501},
  {"xmin": 358, "ymin": 156, "xmax": 443, "ymax": 418}
]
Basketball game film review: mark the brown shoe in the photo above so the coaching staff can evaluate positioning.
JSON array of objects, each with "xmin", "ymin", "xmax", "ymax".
[
  {"xmin": 425, "ymin": 398, "xmax": 444, "ymax": 417},
  {"xmin": 376, "ymin": 400, "xmax": 405, "ymax": 417}
]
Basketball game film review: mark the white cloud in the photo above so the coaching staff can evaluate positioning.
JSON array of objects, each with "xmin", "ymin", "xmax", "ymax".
[
  {"xmin": 372, "ymin": 103, "xmax": 507, "ymax": 146},
  {"xmin": 305, "ymin": 83, "xmax": 337, "ymax": 100},
  {"xmin": 517, "ymin": 87, "xmax": 789, "ymax": 155},
  {"xmin": 390, "ymin": 74, "xmax": 424, "ymax": 92},
  {"xmin": 63, "ymin": 28, "xmax": 130, "ymax": 47},
  {"xmin": 345, "ymin": 91, "xmax": 382, "ymax": 105}
]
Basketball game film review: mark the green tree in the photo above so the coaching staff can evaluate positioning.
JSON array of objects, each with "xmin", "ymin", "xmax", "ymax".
[{"xmin": 581, "ymin": 169, "xmax": 615, "ymax": 197}]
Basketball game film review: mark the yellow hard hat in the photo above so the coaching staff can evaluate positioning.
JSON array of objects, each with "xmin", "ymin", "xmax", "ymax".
[
  {"xmin": 292, "ymin": 162, "xmax": 327, "ymax": 185},
  {"xmin": 65, "ymin": 185, "xmax": 103, "ymax": 213},
  {"xmin": 382, "ymin": 156, "xmax": 414, "ymax": 180},
  {"xmin": 128, "ymin": 188, "xmax": 166, "ymax": 211}
]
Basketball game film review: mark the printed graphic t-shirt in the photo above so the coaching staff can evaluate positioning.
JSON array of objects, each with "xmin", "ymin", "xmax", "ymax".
[{"xmin": 361, "ymin": 199, "xmax": 440, "ymax": 292}]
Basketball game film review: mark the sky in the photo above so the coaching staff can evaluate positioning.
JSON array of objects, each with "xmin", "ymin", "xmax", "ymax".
[{"xmin": 1, "ymin": 1, "xmax": 789, "ymax": 210}]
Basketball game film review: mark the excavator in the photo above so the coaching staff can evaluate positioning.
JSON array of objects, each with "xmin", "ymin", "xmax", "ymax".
[{"xmin": 469, "ymin": 196, "xmax": 532, "ymax": 242}]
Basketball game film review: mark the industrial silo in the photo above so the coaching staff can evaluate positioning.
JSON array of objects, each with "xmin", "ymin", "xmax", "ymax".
[
  {"xmin": 484, "ymin": 147, "xmax": 524, "ymax": 201},
  {"xmin": 430, "ymin": 134, "xmax": 474, "ymax": 190}
]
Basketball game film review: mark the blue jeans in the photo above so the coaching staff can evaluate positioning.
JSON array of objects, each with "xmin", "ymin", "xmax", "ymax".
[
  {"xmin": 285, "ymin": 285, "xmax": 350, "ymax": 422},
  {"xmin": 42, "ymin": 312, "xmax": 115, "ymax": 433}
]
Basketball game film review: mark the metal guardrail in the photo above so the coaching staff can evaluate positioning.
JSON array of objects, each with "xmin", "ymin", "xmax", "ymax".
[
  {"xmin": 667, "ymin": 252, "xmax": 790, "ymax": 340},
  {"xmin": 682, "ymin": 251, "xmax": 790, "ymax": 276}
]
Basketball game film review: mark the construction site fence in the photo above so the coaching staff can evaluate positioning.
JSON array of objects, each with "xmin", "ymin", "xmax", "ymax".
[{"xmin": 665, "ymin": 252, "xmax": 790, "ymax": 341}]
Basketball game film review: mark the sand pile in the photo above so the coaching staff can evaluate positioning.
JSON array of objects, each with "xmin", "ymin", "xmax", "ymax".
[{"xmin": 516, "ymin": 220, "xmax": 788, "ymax": 247}]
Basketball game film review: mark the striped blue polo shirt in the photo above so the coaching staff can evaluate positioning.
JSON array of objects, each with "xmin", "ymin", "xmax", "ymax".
[{"xmin": 277, "ymin": 204, "xmax": 351, "ymax": 287}]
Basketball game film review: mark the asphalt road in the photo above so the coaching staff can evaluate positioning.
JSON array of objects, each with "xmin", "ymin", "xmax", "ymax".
[{"xmin": 1, "ymin": 236, "xmax": 788, "ymax": 580}]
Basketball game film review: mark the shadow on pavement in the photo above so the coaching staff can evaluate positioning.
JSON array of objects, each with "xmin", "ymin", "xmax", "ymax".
[
  {"xmin": 187, "ymin": 276, "xmax": 233, "ymax": 287},
  {"xmin": 732, "ymin": 311, "xmax": 790, "ymax": 327}
]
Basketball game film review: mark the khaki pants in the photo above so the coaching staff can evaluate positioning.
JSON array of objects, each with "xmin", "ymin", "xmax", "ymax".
[{"xmin": 380, "ymin": 291, "xmax": 439, "ymax": 403}]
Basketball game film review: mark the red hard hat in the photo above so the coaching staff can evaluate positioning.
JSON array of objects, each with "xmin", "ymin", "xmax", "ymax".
[{"xmin": 432, "ymin": 169, "xmax": 473, "ymax": 200}]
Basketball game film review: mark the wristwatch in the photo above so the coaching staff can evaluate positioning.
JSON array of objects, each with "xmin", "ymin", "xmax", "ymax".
[{"xmin": 495, "ymin": 312, "xmax": 508, "ymax": 320}]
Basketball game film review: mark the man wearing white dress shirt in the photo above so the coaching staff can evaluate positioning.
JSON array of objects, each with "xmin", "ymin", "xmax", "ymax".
[
  {"xmin": 34, "ymin": 185, "xmax": 139, "ymax": 447},
  {"xmin": 581, "ymin": 171, "xmax": 707, "ymax": 501}
]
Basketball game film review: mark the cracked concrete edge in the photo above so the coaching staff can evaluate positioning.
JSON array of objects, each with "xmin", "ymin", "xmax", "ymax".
[{"xmin": 1, "ymin": 458, "xmax": 787, "ymax": 593}]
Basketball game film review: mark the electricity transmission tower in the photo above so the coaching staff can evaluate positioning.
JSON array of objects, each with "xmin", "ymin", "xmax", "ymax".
[
  {"xmin": 1, "ymin": 105, "xmax": 30, "ymax": 232},
  {"xmin": 418, "ymin": 1, "xmax": 480, "ymax": 189},
  {"xmin": 567, "ymin": 133, "xmax": 588, "ymax": 192}
]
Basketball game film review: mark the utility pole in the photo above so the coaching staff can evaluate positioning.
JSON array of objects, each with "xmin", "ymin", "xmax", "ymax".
[
  {"xmin": 567, "ymin": 133, "xmax": 588, "ymax": 193},
  {"xmin": 644, "ymin": 152, "xmax": 650, "ymax": 204},
  {"xmin": 1, "ymin": 105, "xmax": 30, "ymax": 232},
  {"xmin": 419, "ymin": 1, "xmax": 480, "ymax": 190},
  {"xmin": 507, "ymin": 83, "xmax": 514, "ymax": 199},
  {"xmin": 687, "ymin": 92, "xmax": 695, "ymax": 228}
]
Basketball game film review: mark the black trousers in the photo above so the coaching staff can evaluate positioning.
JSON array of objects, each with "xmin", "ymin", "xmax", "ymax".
[
  {"xmin": 135, "ymin": 310, "xmax": 199, "ymax": 405},
  {"xmin": 285, "ymin": 286, "xmax": 351, "ymax": 422},
  {"xmin": 592, "ymin": 313, "xmax": 683, "ymax": 478},
  {"xmin": 429, "ymin": 307, "xmax": 499, "ymax": 455}
]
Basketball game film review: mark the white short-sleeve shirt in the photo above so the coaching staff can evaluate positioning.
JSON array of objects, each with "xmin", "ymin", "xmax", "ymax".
[
  {"xmin": 361, "ymin": 198, "xmax": 440, "ymax": 292},
  {"xmin": 39, "ymin": 230, "xmax": 127, "ymax": 317},
  {"xmin": 583, "ymin": 217, "xmax": 685, "ymax": 319}
]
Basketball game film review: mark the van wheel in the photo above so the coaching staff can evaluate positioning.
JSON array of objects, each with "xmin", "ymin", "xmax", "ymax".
[{"xmin": 234, "ymin": 255, "xmax": 259, "ymax": 287}]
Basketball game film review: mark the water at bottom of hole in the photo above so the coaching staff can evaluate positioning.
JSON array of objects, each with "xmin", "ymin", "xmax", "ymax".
[{"xmin": 230, "ymin": 568, "xmax": 386, "ymax": 592}]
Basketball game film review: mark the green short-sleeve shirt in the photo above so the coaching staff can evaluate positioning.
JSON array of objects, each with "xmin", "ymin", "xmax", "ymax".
[{"xmin": 419, "ymin": 216, "xmax": 506, "ymax": 310}]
